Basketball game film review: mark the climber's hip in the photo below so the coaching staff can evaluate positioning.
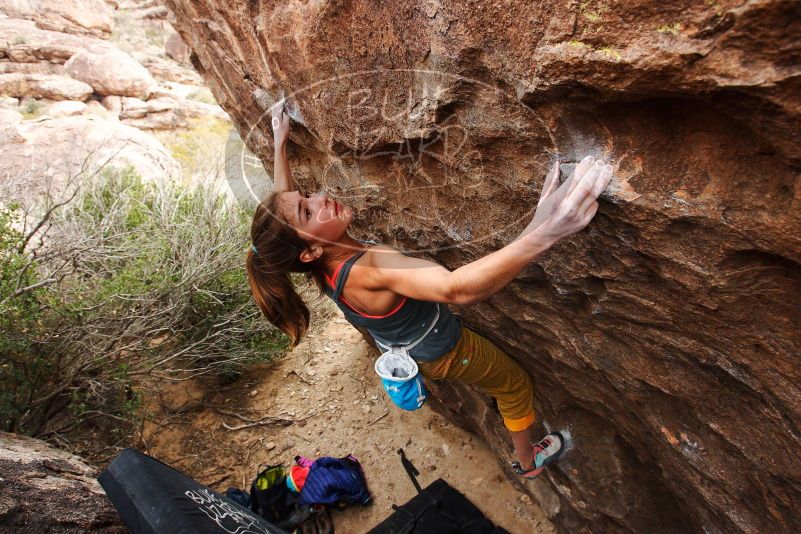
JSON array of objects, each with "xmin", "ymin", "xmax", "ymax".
[{"xmin": 417, "ymin": 327, "xmax": 535, "ymax": 431}]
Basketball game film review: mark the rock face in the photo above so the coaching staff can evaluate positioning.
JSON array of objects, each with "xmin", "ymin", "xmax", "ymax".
[
  {"xmin": 167, "ymin": 1, "xmax": 801, "ymax": 533},
  {"xmin": 0, "ymin": 432, "xmax": 125, "ymax": 532}
]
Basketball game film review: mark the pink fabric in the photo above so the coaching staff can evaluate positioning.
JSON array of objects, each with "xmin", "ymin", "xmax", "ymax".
[{"xmin": 295, "ymin": 455, "xmax": 314, "ymax": 468}]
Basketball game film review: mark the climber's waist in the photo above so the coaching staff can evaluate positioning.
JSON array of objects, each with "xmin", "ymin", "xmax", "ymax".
[{"xmin": 369, "ymin": 318, "xmax": 463, "ymax": 362}]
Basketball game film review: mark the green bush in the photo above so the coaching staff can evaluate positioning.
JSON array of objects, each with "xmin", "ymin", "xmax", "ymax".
[
  {"xmin": 19, "ymin": 98, "xmax": 42, "ymax": 119},
  {"xmin": 0, "ymin": 166, "xmax": 289, "ymax": 449}
]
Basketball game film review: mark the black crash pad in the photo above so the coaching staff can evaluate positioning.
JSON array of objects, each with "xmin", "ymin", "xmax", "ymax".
[
  {"xmin": 367, "ymin": 478, "xmax": 510, "ymax": 534},
  {"xmin": 98, "ymin": 448, "xmax": 289, "ymax": 534}
]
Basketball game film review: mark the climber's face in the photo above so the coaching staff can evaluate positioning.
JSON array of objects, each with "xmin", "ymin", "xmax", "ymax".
[{"xmin": 276, "ymin": 190, "xmax": 353, "ymax": 246}]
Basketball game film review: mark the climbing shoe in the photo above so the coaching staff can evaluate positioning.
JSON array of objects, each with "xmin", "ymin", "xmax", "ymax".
[{"xmin": 511, "ymin": 432, "xmax": 564, "ymax": 479}]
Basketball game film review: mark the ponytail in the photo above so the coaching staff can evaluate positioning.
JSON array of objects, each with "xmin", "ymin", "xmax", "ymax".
[{"xmin": 246, "ymin": 193, "xmax": 323, "ymax": 346}]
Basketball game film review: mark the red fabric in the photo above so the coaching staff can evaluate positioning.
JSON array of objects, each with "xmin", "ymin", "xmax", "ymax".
[{"xmin": 288, "ymin": 464, "xmax": 310, "ymax": 492}]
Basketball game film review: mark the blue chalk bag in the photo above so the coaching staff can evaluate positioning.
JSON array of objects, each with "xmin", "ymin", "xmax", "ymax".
[{"xmin": 373, "ymin": 304, "xmax": 440, "ymax": 411}]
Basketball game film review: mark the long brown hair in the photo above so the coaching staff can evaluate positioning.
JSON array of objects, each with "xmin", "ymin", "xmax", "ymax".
[{"xmin": 245, "ymin": 192, "xmax": 324, "ymax": 346}]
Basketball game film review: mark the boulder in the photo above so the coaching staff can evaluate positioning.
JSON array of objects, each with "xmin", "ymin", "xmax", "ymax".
[
  {"xmin": 0, "ymin": 0, "xmax": 115, "ymax": 38},
  {"xmin": 84, "ymin": 99, "xmax": 112, "ymax": 117},
  {"xmin": 143, "ymin": 59, "xmax": 204, "ymax": 85},
  {"xmin": 0, "ymin": 18, "xmax": 111, "ymax": 64},
  {"xmin": 0, "ymin": 118, "xmax": 25, "ymax": 144},
  {"xmin": 148, "ymin": 80, "xmax": 206, "ymax": 100},
  {"xmin": 164, "ymin": 31, "xmax": 190, "ymax": 64},
  {"xmin": 115, "ymin": 94, "xmax": 228, "ymax": 129},
  {"xmin": 0, "ymin": 95, "xmax": 19, "ymax": 109},
  {"xmin": 166, "ymin": 0, "xmax": 801, "ymax": 532},
  {"xmin": 180, "ymin": 98, "xmax": 228, "ymax": 121},
  {"xmin": 131, "ymin": 4, "xmax": 169, "ymax": 20},
  {"xmin": 46, "ymin": 100, "xmax": 88, "ymax": 117},
  {"xmin": 100, "ymin": 94, "xmax": 123, "ymax": 114},
  {"xmin": 2, "ymin": 115, "xmax": 180, "ymax": 198},
  {"xmin": 0, "ymin": 73, "xmax": 94, "ymax": 101},
  {"xmin": 29, "ymin": 74, "xmax": 94, "ymax": 100},
  {"xmin": 0, "ymin": 108, "xmax": 23, "ymax": 126},
  {"xmin": 0, "ymin": 432, "xmax": 125, "ymax": 532},
  {"xmin": 121, "ymin": 111, "xmax": 190, "ymax": 130},
  {"xmin": 0, "ymin": 60, "xmax": 66, "ymax": 75},
  {"xmin": 65, "ymin": 48, "xmax": 157, "ymax": 98},
  {"xmin": 119, "ymin": 95, "xmax": 176, "ymax": 119},
  {"xmin": 0, "ymin": 73, "xmax": 33, "ymax": 96}
]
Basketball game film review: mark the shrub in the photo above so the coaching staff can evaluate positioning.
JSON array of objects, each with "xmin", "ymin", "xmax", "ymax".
[
  {"xmin": 19, "ymin": 98, "xmax": 42, "ymax": 119},
  {"xmin": 0, "ymin": 166, "xmax": 289, "ymax": 454}
]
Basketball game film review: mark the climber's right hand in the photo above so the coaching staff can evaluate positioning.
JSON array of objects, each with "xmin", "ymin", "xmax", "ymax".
[{"xmin": 523, "ymin": 155, "xmax": 613, "ymax": 245}]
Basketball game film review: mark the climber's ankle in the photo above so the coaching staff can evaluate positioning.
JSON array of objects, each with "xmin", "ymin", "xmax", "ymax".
[
  {"xmin": 517, "ymin": 445, "xmax": 535, "ymax": 470},
  {"xmin": 518, "ymin": 458, "xmax": 534, "ymax": 471}
]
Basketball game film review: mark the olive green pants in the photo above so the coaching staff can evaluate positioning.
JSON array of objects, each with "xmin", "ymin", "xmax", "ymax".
[{"xmin": 417, "ymin": 327, "xmax": 536, "ymax": 431}]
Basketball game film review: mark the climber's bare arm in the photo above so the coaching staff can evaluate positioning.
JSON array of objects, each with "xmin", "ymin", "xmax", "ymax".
[
  {"xmin": 271, "ymin": 99, "xmax": 294, "ymax": 194},
  {"xmin": 364, "ymin": 156, "xmax": 613, "ymax": 305},
  {"xmin": 364, "ymin": 236, "xmax": 552, "ymax": 305}
]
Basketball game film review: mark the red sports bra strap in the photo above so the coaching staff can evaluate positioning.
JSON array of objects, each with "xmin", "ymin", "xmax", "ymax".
[{"xmin": 330, "ymin": 250, "xmax": 368, "ymax": 300}]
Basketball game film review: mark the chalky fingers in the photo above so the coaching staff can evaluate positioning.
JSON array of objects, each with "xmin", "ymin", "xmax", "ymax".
[
  {"xmin": 538, "ymin": 160, "xmax": 561, "ymax": 206},
  {"xmin": 578, "ymin": 164, "xmax": 613, "ymax": 213},
  {"xmin": 554, "ymin": 155, "xmax": 594, "ymax": 203},
  {"xmin": 568, "ymin": 159, "xmax": 604, "ymax": 206}
]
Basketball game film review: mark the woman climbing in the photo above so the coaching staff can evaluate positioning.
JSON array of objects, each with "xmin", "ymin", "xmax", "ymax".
[{"xmin": 246, "ymin": 100, "xmax": 613, "ymax": 479}]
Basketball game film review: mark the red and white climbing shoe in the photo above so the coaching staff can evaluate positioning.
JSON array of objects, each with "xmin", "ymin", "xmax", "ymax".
[{"xmin": 511, "ymin": 432, "xmax": 564, "ymax": 479}]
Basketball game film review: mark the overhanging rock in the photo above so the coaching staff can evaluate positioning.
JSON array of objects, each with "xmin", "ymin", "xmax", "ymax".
[{"xmin": 166, "ymin": 1, "xmax": 801, "ymax": 531}]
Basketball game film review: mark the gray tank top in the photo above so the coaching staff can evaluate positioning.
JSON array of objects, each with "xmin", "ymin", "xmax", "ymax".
[{"xmin": 322, "ymin": 248, "xmax": 462, "ymax": 362}]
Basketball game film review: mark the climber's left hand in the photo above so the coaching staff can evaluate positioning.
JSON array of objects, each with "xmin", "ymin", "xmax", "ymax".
[{"xmin": 271, "ymin": 98, "xmax": 290, "ymax": 146}]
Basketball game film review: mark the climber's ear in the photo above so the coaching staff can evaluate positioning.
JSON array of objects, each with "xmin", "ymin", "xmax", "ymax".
[{"xmin": 299, "ymin": 245, "xmax": 322, "ymax": 263}]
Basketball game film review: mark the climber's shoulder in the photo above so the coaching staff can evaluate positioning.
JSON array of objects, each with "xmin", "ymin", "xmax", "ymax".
[
  {"xmin": 363, "ymin": 243, "xmax": 432, "ymax": 268},
  {"xmin": 357, "ymin": 244, "xmax": 451, "ymax": 298}
]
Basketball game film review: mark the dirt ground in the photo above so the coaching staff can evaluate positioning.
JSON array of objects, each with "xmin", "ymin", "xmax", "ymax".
[{"xmin": 142, "ymin": 309, "xmax": 554, "ymax": 534}]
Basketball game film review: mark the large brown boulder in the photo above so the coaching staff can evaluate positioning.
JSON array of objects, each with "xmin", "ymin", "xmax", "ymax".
[
  {"xmin": 166, "ymin": 1, "xmax": 801, "ymax": 533},
  {"xmin": 0, "ymin": 432, "xmax": 125, "ymax": 532},
  {"xmin": 65, "ymin": 48, "xmax": 157, "ymax": 98}
]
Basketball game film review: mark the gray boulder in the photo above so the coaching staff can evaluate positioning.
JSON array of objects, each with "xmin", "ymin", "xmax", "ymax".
[{"xmin": 0, "ymin": 432, "xmax": 125, "ymax": 532}]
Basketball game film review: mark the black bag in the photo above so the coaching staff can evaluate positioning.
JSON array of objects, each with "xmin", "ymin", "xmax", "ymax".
[
  {"xmin": 368, "ymin": 449, "xmax": 510, "ymax": 534},
  {"xmin": 250, "ymin": 464, "xmax": 298, "ymax": 523},
  {"xmin": 98, "ymin": 448, "xmax": 288, "ymax": 534}
]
